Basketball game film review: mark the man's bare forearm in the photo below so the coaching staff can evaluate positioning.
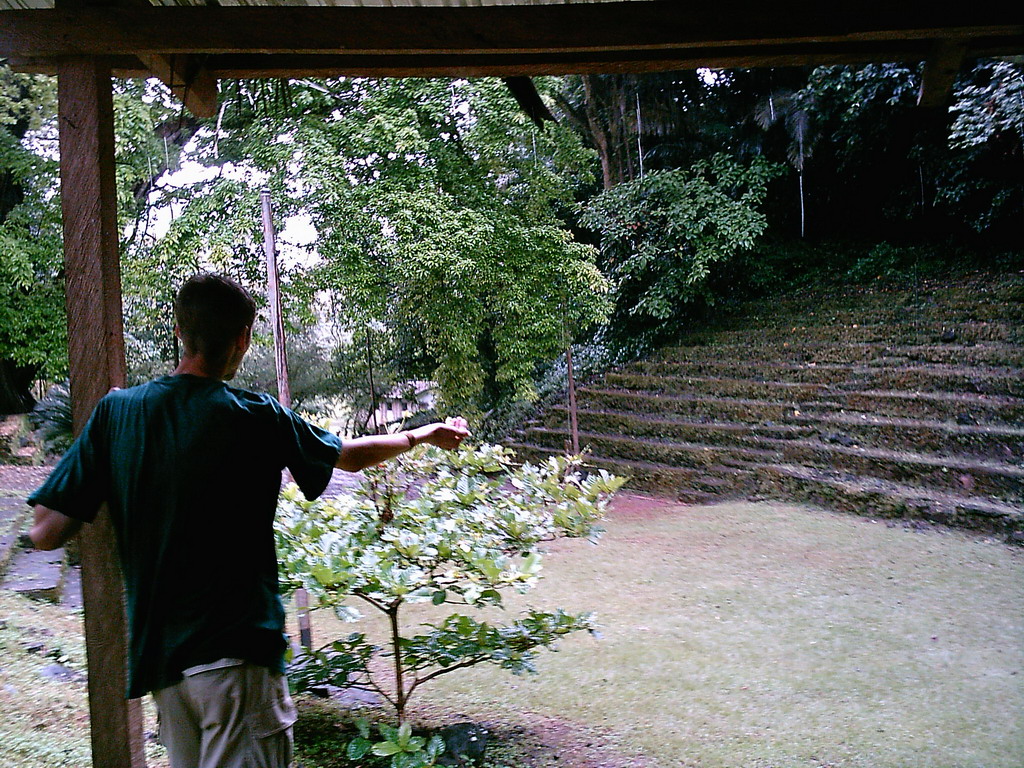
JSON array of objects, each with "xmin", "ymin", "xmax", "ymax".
[
  {"xmin": 336, "ymin": 431, "xmax": 418, "ymax": 472},
  {"xmin": 30, "ymin": 506, "xmax": 82, "ymax": 551},
  {"xmin": 335, "ymin": 419, "xmax": 469, "ymax": 472}
]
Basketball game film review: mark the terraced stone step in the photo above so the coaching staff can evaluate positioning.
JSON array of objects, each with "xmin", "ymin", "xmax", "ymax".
[
  {"xmin": 544, "ymin": 407, "xmax": 1024, "ymax": 462},
  {"xmin": 715, "ymin": 303, "xmax": 1024, "ymax": 330},
  {"xmin": 581, "ymin": 385, "xmax": 1024, "ymax": 426},
  {"xmin": 792, "ymin": 413, "xmax": 1024, "ymax": 463},
  {"xmin": 513, "ymin": 272, "xmax": 1024, "ymax": 536},
  {"xmin": 656, "ymin": 342, "xmax": 1024, "ymax": 368},
  {"xmin": 542, "ymin": 407, "xmax": 810, "ymax": 446},
  {"xmin": 577, "ymin": 388, "xmax": 802, "ymax": 423},
  {"xmin": 682, "ymin": 320, "xmax": 1020, "ymax": 347},
  {"xmin": 506, "ymin": 442, "xmax": 753, "ymax": 501},
  {"xmin": 734, "ymin": 279, "xmax": 1024, "ymax": 318},
  {"xmin": 754, "ymin": 437, "xmax": 1024, "ymax": 502},
  {"xmin": 756, "ymin": 463, "xmax": 1024, "ymax": 539},
  {"xmin": 529, "ymin": 418, "xmax": 1023, "ymax": 502},
  {"xmin": 523, "ymin": 426, "xmax": 778, "ymax": 470},
  {"xmin": 837, "ymin": 389, "xmax": 1024, "ymax": 425},
  {"xmin": 626, "ymin": 361, "xmax": 1024, "ymax": 397},
  {"xmin": 603, "ymin": 373, "xmax": 828, "ymax": 402}
]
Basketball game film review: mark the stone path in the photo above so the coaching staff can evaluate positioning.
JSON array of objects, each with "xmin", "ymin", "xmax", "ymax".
[{"xmin": 4, "ymin": 546, "xmax": 65, "ymax": 601}]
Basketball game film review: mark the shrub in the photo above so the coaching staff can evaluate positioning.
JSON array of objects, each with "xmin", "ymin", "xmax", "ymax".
[
  {"xmin": 28, "ymin": 381, "xmax": 72, "ymax": 456},
  {"xmin": 276, "ymin": 443, "xmax": 624, "ymax": 766},
  {"xmin": 580, "ymin": 154, "xmax": 784, "ymax": 349}
]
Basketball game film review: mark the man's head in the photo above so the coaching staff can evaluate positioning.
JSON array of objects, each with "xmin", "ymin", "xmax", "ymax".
[{"xmin": 174, "ymin": 274, "xmax": 257, "ymax": 379}]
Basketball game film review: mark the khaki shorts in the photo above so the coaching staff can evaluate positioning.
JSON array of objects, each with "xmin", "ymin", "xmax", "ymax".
[{"xmin": 153, "ymin": 659, "xmax": 297, "ymax": 768}]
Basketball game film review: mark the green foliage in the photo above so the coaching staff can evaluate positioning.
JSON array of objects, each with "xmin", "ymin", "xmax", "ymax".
[
  {"xmin": 289, "ymin": 78, "xmax": 610, "ymax": 415},
  {"xmin": 942, "ymin": 60, "xmax": 1024, "ymax": 233},
  {"xmin": 950, "ymin": 61, "xmax": 1024, "ymax": 150},
  {"xmin": 580, "ymin": 154, "xmax": 783, "ymax": 349},
  {"xmin": 844, "ymin": 242, "xmax": 928, "ymax": 283},
  {"xmin": 0, "ymin": 66, "xmax": 65, "ymax": 382},
  {"xmin": 0, "ymin": 68, "xmax": 206, "ymax": 387},
  {"xmin": 0, "ymin": 202, "xmax": 66, "ymax": 376},
  {"xmin": 478, "ymin": 337, "xmax": 623, "ymax": 444},
  {"xmin": 276, "ymin": 442, "xmax": 624, "ymax": 737},
  {"xmin": 27, "ymin": 381, "xmax": 72, "ymax": 456},
  {"xmin": 0, "ymin": 68, "xmax": 56, "ymax": 134}
]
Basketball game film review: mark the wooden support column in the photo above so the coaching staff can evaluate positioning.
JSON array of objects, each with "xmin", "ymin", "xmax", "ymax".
[
  {"xmin": 918, "ymin": 39, "xmax": 968, "ymax": 109},
  {"xmin": 58, "ymin": 56, "xmax": 146, "ymax": 768},
  {"xmin": 137, "ymin": 54, "xmax": 219, "ymax": 118}
]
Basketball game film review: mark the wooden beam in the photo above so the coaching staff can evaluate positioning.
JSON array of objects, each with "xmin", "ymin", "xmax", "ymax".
[
  {"xmin": 12, "ymin": 34, "xmax": 1024, "ymax": 80},
  {"xmin": 918, "ymin": 39, "xmax": 968, "ymax": 108},
  {"xmin": 202, "ymin": 41, "xmax": 946, "ymax": 78},
  {"xmin": 57, "ymin": 56, "xmax": 146, "ymax": 768},
  {"xmin": 0, "ymin": 4, "xmax": 1021, "ymax": 59},
  {"xmin": 136, "ymin": 53, "xmax": 219, "ymax": 118}
]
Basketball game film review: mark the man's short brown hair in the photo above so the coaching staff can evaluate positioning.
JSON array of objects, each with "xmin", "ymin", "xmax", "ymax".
[{"xmin": 174, "ymin": 274, "xmax": 257, "ymax": 360}]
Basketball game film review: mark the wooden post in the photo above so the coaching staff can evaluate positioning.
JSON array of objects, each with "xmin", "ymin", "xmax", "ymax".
[
  {"xmin": 57, "ymin": 56, "xmax": 146, "ymax": 768},
  {"xmin": 260, "ymin": 188, "xmax": 313, "ymax": 650}
]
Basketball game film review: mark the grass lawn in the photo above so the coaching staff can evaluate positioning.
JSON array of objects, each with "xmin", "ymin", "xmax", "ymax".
[
  {"xmin": 0, "ymin": 590, "xmax": 167, "ymax": 767},
  {"xmin": 1, "ymin": 498, "xmax": 1021, "ymax": 767},
  {"xmin": 307, "ymin": 499, "xmax": 1024, "ymax": 768}
]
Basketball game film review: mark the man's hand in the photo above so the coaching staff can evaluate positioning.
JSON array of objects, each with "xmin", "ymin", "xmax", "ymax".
[{"xmin": 409, "ymin": 417, "xmax": 470, "ymax": 450}]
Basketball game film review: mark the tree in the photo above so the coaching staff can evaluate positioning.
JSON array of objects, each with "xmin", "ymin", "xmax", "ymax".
[
  {"xmin": 276, "ymin": 443, "xmax": 624, "ymax": 734},
  {"xmin": 0, "ymin": 69, "xmax": 209, "ymax": 407},
  {"xmin": 113, "ymin": 76, "xmax": 611, "ymax": 419},
  {"xmin": 946, "ymin": 59, "xmax": 1024, "ymax": 234},
  {"xmin": 280, "ymin": 77, "xmax": 610, "ymax": 416},
  {"xmin": 754, "ymin": 86, "xmax": 817, "ymax": 238},
  {"xmin": 771, "ymin": 60, "xmax": 1023, "ymax": 244},
  {"xmin": 580, "ymin": 154, "xmax": 783, "ymax": 351},
  {"xmin": 555, "ymin": 70, "xmax": 798, "ymax": 191},
  {"xmin": 0, "ymin": 64, "xmax": 63, "ymax": 413}
]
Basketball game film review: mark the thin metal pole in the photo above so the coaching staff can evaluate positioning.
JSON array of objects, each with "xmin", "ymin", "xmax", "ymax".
[
  {"xmin": 561, "ymin": 299, "xmax": 580, "ymax": 456},
  {"xmin": 566, "ymin": 342, "xmax": 580, "ymax": 455},
  {"xmin": 261, "ymin": 188, "xmax": 291, "ymax": 409},
  {"xmin": 261, "ymin": 189, "xmax": 312, "ymax": 651},
  {"xmin": 636, "ymin": 92, "xmax": 644, "ymax": 179},
  {"xmin": 366, "ymin": 324, "xmax": 381, "ymax": 434}
]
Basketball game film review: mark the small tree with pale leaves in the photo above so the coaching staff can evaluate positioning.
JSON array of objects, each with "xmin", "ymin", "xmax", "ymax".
[{"xmin": 275, "ymin": 442, "xmax": 623, "ymax": 762}]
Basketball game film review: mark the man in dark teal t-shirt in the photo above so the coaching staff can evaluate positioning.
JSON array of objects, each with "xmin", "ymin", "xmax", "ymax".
[{"xmin": 29, "ymin": 274, "xmax": 469, "ymax": 768}]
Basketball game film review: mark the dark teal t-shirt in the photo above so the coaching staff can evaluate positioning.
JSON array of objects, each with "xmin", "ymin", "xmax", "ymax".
[{"xmin": 28, "ymin": 374, "xmax": 342, "ymax": 698}]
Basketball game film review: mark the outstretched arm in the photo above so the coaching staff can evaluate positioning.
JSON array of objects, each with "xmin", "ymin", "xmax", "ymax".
[
  {"xmin": 336, "ymin": 417, "xmax": 470, "ymax": 473},
  {"xmin": 30, "ymin": 506, "xmax": 83, "ymax": 551}
]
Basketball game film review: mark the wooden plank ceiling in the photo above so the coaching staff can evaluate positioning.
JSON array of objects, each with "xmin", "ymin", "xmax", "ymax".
[{"xmin": 1, "ymin": 1, "xmax": 1022, "ymax": 113}]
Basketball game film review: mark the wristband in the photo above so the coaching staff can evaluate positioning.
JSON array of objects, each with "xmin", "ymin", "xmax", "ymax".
[{"xmin": 405, "ymin": 431, "xmax": 417, "ymax": 449}]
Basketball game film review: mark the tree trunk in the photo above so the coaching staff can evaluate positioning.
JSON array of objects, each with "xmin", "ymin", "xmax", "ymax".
[
  {"xmin": 581, "ymin": 76, "xmax": 614, "ymax": 190},
  {"xmin": 389, "ymin": 605, "xmax": 407, "ymax": 724},
  {"xmin": 799, "ymin": 171, "xmax": 806, "ymax": 238}
]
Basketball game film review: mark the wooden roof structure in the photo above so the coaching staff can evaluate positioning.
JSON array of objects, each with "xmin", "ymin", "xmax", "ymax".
[
  {"xmin": 3, "ymin": 1, "xmax": 1024, "ymax": 110},
  {"xmin": 1, "ymin": 2, "xmax": 1022, "ymax": 766}
]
